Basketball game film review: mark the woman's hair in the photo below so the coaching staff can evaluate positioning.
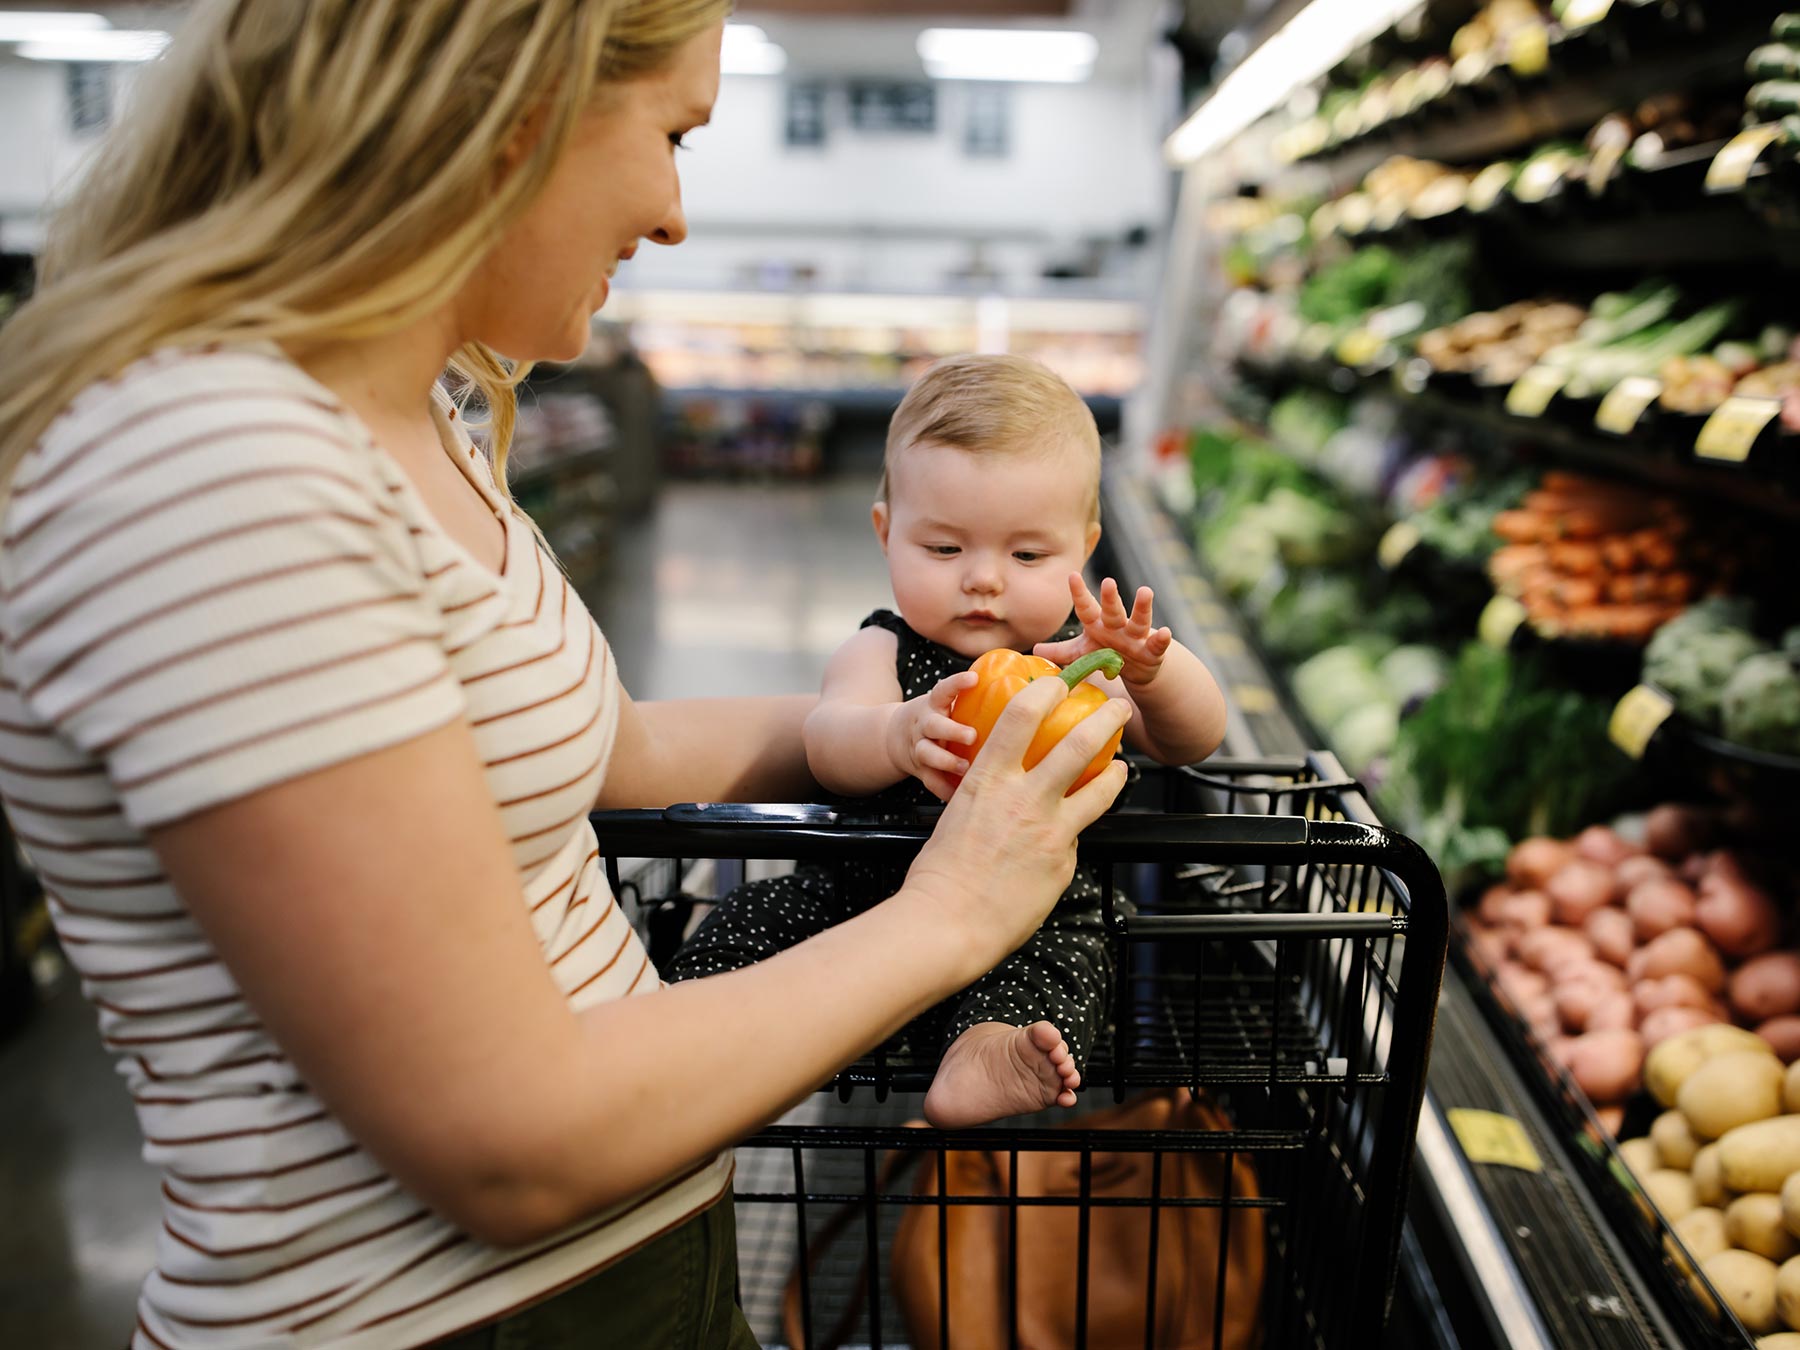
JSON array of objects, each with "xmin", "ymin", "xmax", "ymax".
[
  {"xmin": 0, "ymin": 0, "xmax": 731, "ymax": 504},
  {"xmin": 882, "ymin": 353, "xmax": 1103, "ymax": 521}
]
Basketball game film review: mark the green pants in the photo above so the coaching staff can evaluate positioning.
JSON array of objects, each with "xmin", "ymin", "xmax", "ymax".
[{"xmin": 433, "ymin": 1197, "xmax": 760, "ymax": 1349}]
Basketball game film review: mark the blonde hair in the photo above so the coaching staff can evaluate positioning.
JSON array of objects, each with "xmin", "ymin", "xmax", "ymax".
[
  {"xmin": 0, "ymin": 0, "xmax": 732, "ymax": 507},
  {"xmin": 882, "ymin": 354, "xmax": 1102, "ymax": 520}
]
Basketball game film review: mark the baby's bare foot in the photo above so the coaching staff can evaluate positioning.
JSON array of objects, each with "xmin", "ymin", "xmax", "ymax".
[{"xmin": 923, "ymin": 1021, "xmax": 1080, "ymax": 1128}]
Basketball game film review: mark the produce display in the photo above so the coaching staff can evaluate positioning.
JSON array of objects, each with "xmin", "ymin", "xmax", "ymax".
[{"xmin": 1645, "ymin": 602, "xmax": 1800, "ymax": 757}]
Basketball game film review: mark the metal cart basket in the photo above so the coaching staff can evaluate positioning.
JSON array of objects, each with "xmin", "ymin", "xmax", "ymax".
[{"xmin": 590, "ymin": 754, "xmax": 1446, "ymax": 1349}]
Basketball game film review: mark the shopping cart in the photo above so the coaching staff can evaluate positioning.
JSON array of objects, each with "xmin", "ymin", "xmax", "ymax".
[{"xmin": 591, "ymin": 753, "xmax": 1447, "ymax": 1349}]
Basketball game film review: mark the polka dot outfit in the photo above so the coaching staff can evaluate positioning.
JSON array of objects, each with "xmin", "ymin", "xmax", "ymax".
[{"xmin": 667, "ymin": 609, "xmax": 1114, "ymax": 1068}]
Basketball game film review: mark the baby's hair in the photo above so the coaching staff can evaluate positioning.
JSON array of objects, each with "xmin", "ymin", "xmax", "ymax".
[{"xmin": 882, "ymin": 354, "xmax": 1101, "ymax": 521}]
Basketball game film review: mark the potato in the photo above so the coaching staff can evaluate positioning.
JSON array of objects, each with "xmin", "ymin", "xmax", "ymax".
[
  {"xmin": 1783, "ymin": 1172, "xmax": 1800, "ymax": 1242},
  {"xmin": 1679, "ymin": 1052, "xmax": 1786, "ymax": 1139},
  {"xmin": 1761, "ymin": 1019, "xmax": 1800, "ymax": 1065},
  {"xmin": 1584, "ymin": 906, "xmax": 1637, "ymax": 967},
  {"xmin": 1758, "ymin": 1334, "xmax": 1800, "ymax": 1349},
  {"xmin": 1730, "ymin": 1193, "xmax": 1800, "ymax": 1262},
  {"xmin": 1735, "ymin": 954, "xmax": 1800, "ymax": 1023},
  {"xmin": 1787, "ymin": 1061, "xmax": 1800, "ymax": 1115},
  {"xmin": 1564, "ymin": 1028, "xmax": 1645, "ymax": 1105},
  {"xmin": 1627, "ymin": 878, "xmax": 1697, "ymax": 941},
  {"xmin": 1702, "ymin": 1249, "xmax": 1781, "ymax": 1333},
  {"xmin": 1619, "ymin": 1136, "xmax": 1661, "ymax": 1179},
  {"xmin": 1780, "ymin": 1256, "xmax": 1800, "ymax": 1332},
  {"xmin": 1618, "ymin": 854, "xmax": 1676, "ymax": 890},
  {"xmin": 1493, "ymin": 890, "xmax": 1553, "ymax": 933},
  {"xmin": 1637, "ymin": 973, "xmax": 1719, "ymax": 1016},
  {"xmin": 1641, "ymin": 1005, "xmax": 1723, "ymax": 1050},
  {"xmin": 1588, "ymin": 991, "xmax": 1637, "ymax": 1032},
  {"xmin": 1495, "ymin": 963, "xmax": 1549, "ymax": 1005},
  {"xmin": 1697, "ymin": 876, "xmax": 1783, "ymax": 960},
  {"xmin": 1671, "ymin": 1206, "xmax": 1730, "ymax": 1262},
  {"xmin": 1646, "ymin": 1024, "xmax": 1775, "ymax": 1106},
  {"xmin": 1644, "ymin": 803, "xmax": 1715, "ymax": 861},
  {"xmin": 1575, "ymin": 824, "xmax": 1638, "ymax": 866},
  {"xmin": 1695, "ymin": 1144, "xmax": 1732, "ymax": 1207},
  {"xmin": 1477, "ymin": 883, "xmax": 1516, "ymax": 926},
  {"xmin": 1721, "ymin": 1118, "xmax": 1800, "ymax": 1194},
  {"xmin": 1508, "ymin": 836, "xmax": 1574, "ymax": 888},
  {"xmin": 1630, "ymin": 927, "xmax": 1727, "ymax": 993},
  {"xmin": 1653, "ymin": 1109, "xmax": 1702, "ymax": 1170},
  {"xmin": 1517, "ymin": 926, "xmax": 1596, "ymax": 974},
  {"xmin": 1644, "ymin": 1168, "xmax": 1699, "ymax": 1221},
  {"xmin": 1549, "ymin": 859, "xmax": 1622, "ymax": 926}
]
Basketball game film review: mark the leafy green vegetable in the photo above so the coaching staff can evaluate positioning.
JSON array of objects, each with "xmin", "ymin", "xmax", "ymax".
[
  {"xmin": 1721, "ymin": 654, "xmax": 1800, "ymax": 756},
  {"xmin": 1643, "ymin": 602, "xmax": 1770, "ymax": 729}
]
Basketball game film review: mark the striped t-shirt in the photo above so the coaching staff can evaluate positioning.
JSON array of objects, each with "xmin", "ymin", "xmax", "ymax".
[{"xmin": 0, "ymin": 345, "xmax": 731, "ymax": 1349}]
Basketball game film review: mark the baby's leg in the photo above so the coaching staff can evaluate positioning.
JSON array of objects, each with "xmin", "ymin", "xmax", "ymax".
[
  {"xmin": 922, "ymin": 888, "xmax": 1115, "ymax": 1128},
  {"xmin": 664, "ymin": 867, "xmax": 854, "ymax": 983}
]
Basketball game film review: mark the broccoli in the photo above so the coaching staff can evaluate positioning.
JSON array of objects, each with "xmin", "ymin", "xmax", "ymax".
[
  {"xmin": 1643, "ymin": 618, "xmax": 1769, "ymax": 730},
  {"xmin": 1721, "ymin": 653, "xmax": 1800, "ymax": 757}
]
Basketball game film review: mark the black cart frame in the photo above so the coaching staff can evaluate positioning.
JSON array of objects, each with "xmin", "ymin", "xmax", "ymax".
[{"xmin": 591, "ymin": 754, "xmax": 1447, "ymax": 1349}]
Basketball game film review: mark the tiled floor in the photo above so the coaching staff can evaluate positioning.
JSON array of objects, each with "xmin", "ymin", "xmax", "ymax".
[{"xmin": 0, "ymin": 472, "xmax": 893, "ymax": 1349}]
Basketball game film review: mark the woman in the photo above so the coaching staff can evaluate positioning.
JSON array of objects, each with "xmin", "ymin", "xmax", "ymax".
[{"xmin": 0, "ymin": 4, "xmax": 1130, "ymax": 1347}]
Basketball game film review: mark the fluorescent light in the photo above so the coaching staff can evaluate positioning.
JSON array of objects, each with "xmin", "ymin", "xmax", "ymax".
[
  {"xmin": 18, "ymin": 29, "xmax": 170, "ymax": 63},
  {"xmin": 1165, "ymin": 0, "xmax": 1422, "ymax": 165},
  {"xmin": 721, "ymin": 22, "xmax": 786, "ymax": 77},
  {"xmin": 918, "ymin": 28, "xmax": 1097, "ymax": 84},
  {"xmin": 0, "ymin": 12, "xmax": 108, "ymax": 41}
]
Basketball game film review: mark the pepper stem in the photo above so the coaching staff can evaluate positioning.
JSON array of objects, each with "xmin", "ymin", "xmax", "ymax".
[{"xmin": 1060, "ymin": 648, "xmax": 1125, "ymax": 687}]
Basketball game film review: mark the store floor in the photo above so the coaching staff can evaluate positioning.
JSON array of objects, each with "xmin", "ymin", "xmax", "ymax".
[{"xmin": 0, "ymin": 472, "xmax": 892, "ymax": 1349}]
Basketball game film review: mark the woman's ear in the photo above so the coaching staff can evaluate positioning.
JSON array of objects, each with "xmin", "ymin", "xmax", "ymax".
[
  {"xmin": 871, "ymin": 501, "xmax": 891, "ymax": 554},
  {"xmin": 498, "ymin": 102, "xmax": 552, "ymax": 178}
]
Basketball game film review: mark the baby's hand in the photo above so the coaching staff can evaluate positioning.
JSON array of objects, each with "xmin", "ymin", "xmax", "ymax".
[
  {"xmin": 887, "ymin": 671, "xmax": 979, "ymax": 801},
  {"xmin": 1035, "ymin": 574, "xmax": 1173, "ymax": 687}
]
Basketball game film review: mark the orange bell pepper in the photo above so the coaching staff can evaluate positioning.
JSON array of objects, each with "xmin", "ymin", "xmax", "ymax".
[{"xmin": 945, "ymin": 647, "xmax": 1127, "ymax": 794}]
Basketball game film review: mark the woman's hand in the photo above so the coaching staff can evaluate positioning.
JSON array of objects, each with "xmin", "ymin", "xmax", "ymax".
[
  {"xmin": 885, "ymin": 671, "xmax": 978, "ymax": 801},
  {"xmin": 901, "ymin": 675, "xmax": 1131, "ymax": 975},
  {"xmin": 1035, "ymin": 574, "xmax": 1173, "ymax": 687}
]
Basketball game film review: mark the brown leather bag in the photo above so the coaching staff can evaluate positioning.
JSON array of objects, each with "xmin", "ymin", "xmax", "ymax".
[{"xmin": 782, "ymin": 1089, "xmax": 1265, "ymax": 1350}]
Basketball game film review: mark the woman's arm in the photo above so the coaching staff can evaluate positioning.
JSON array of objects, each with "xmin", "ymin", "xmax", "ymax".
[
  {"xmin": 150, "ymin": 677, "xmax": 1130, "ymax": 1246},
  {"xmin": 596, "ymin": 689, "xmax": 817, "ymax": 807}
]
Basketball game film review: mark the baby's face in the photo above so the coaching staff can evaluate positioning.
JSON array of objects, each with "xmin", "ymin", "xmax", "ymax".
[{"xmin": 874, "ymin": 439, "xmax": 1100, "ymax": 660}]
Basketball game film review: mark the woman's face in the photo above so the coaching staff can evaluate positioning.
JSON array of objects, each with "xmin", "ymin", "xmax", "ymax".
[{"xmin": 458, "ymin": 21, "xmax": 723, "ymax": 363}]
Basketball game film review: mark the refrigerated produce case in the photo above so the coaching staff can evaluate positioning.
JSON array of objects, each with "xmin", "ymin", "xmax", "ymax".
[{"xmin": 1124, "ymin": 1, "xmax": 1800, "ymax": 1345}]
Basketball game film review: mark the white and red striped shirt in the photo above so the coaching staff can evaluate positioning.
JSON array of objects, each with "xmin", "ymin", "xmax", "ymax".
[{"xmin": 0, "ymin": 345, "xmax": 731, "ymax": 1348}]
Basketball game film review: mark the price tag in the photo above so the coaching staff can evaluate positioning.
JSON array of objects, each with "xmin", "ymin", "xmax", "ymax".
[
  {"xmin": 1378, "ymin": 521, "xmax": 1424, "ymax": 571},
  {"xmin": 1706, "ymin": 124, "xmax": 1785, "ymax": 193},
  {"xmin": 1609, "ymin": 684, "xmax": 1676, "ymax": 759},
  {"xmin": 1585, "ymin": 139, "xmax": 1627, "ymax": 197},
  {"xmin": 1512, "ymin": 156, "xmax": 1569, "ymax": 204},
  {"xmin": 1448, "ymin": 1109, "xmax": 1544, "ymax": 1173},
  {"xmin": 1232, "ymin": 685, "xmax": 1279, "ymax": 715},
  {"xmin": 1505, "ymin": 365, "xmax": 1569, "ymax": 417},
  {"xmin": 1507, "ymin": 23, "xmax": 1551, "ymax": 76},
  {"xmin": 1479, "ymin": 595, "xmax": 1528, "ymax": 650},
  {"xmin": 1336, "ymin": 328, "xmax": 1386, "ymax": 369},
  {"xmin": 1468, "ymin": 163, "xmax": 1515, "ymax": 212},
  {"xmin": 1560, "ymin": 0, "xmax": 1615, "ymax": 30},
  {"xmin": 1594, "ymin": 376, "xmax": 1663, "ymax": 435},
  {"xmin": 1695, "ymin": 395, "xmax": 1781, "ymax": 463}
]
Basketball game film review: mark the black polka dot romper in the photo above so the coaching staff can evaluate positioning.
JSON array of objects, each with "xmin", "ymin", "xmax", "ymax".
[{"xmin": 666, "ymin": 609, "xmax": 1115, "ymax": 1071}]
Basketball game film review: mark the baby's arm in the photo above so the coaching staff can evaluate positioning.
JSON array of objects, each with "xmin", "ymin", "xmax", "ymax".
[
  {"xmin": 803, "ymin": 627, "xmax": 977, "ymax": 799},
  {"xmin": 1036, "ymin": 575, "xmax": 1227, "ymax": 767}
]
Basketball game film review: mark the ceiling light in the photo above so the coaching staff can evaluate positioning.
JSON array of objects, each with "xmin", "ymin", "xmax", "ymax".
[
  {"xmin": 721, "ymin": 23, "xmax": 786, "ymax": 77},
  {"xmin": 0, "ymin": 12, "xmax": 109, "ymax": 41},
  {"xmin": 1165, "ymin": 0, "xmax": 1423, "ymax": 165},
  {"xmin": 18, "ymin": 29, "xmax": 171, "ymax": 62},
  {"xmin": 918, "ymin": 28, "xmax": 1098, "ymax": 84}
]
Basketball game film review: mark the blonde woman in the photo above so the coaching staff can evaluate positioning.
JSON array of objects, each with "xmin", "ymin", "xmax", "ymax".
[{"xmin": 0, "ymin": 4, "xmax": 1131, "ymax": 1348}]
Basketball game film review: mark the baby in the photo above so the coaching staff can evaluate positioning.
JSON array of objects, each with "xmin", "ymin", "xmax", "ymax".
[{"xmin": 668, "ymin": 354, "xmax": 1226, "ymax": 1126}]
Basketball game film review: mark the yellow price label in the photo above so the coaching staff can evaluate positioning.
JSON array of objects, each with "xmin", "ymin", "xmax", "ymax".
[
  {"xmin": 1508, "ymin": 23, "xmax": 1551, "ymax": 77},
  {"xmin": 1468, "ymin": 162, "xmax": 1515, "ymax": 212},
  {"xmin": 1336, "ymin": 328, "xmax": 1386, "ymax": 369},
  {"xmin": 1695, "ymin": 396, "xmax": 1781, "ymax": 463},
  {"xmin": 1706, "ymin": 125, "xmax": 1785, "ymax": 193},
  {"xmin": 1479, "ymin": 595, "xmax": 1528, "ymax": 650},
  {"xmin": 1232, "ymin": 685, "xmax": 1279, "ymax": 715},
  {"xmin": 1610, "ymin": 684, "xmax": 1676, "ymax": 760},
  {"xmin": 1378, "ymin": 521, "xmax": 1424, "ymax": 571},
  {"xmin": 1560, "ymin": 0, "xmax": 1615, "ymax": 30},
  {"xmin": 1448, "ymin": 1109, "xmax": 1544, "ymax": 1173},
  {"xmin": 1594, "ymin": 376, "xmax": 1663, "ymax": 435},
  {"xmin": 1513, "ymin": 156, "xmax": 1569, "ymax": 204},
  {"xmin": 1505, "ymin": 366, "xmax": 1569, "ymax": 418}
]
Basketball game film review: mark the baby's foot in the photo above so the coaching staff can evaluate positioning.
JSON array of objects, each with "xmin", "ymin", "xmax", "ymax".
[{"xmin": 923, "ymin": 1021, "xmax": 1080, "ymax": 1128}]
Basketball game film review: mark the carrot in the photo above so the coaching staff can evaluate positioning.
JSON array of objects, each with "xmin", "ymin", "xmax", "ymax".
[
  {"xmin": 1549, "ymin": 540, "xmax": 1605, "ymax": 574},
  {"xmin": 1494, "ymin": 510, "xmax": 1549, "ymax": 544}
]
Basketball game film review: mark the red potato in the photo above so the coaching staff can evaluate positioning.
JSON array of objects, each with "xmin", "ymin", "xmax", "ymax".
[
  {"xmin": 1695, "ymin": 877, "xmax": 1782, "ymax": 959},
  {"xmin": 1548, "ymin": 860, "xmax": 1622, "ymax": 926},
  {"xmin": 1492, "ymin": 890, "xmax": 1552, "ymax": 933},
  {"xmin": 1518, "ymin": 926, "xmax": 1598, "ymax": 974},
  {"xmin": 1626, "ymin": 878, "xmax": 1698, "ymax": 941},
  {"xmin": 1496, "ymin": 963, "xmax": 1550, "ymax": 1006},
  {"xmin": 1587, "ymin": 991, "xmax": 1638, "ymax": 1032},
  {"xmin": 1468, "ymin": 926, "xmax": 1509, "ymax": 970},
  {"xmin": 1477, "ymin": 883, "xmax": 1516, "ymax": 926},
  {"xmin": 1575, "ymin": 825, "xmax": 1640, "ymax": 867},
  {"xmin": 1628, "ymin": 928, "xmax": 1727, "ymax": 993},
  {"xmin": 1681, "ymin": 854, "xmax": 1710, "ymax": 884},
  {"xmin": 1584, "ymin": 907, "xmax": 1637, "ymax": 967},
  {"xmin": 1557, "ymin": 981, "xmax": 1612, "ymax": 1033},
  {"xmin": 1639, "ymin": 1004, "xmax": 1723, "ymax": 1049},
  {"xmin": 1616, "ymin": 855, "xmax": 1675, "ymax": 891},
  {"xmin": 1508, "ymin": 836, "xmax": 1576, "ymax": 889},
  {"xmin": 1729, "ymin": 953, "xmax": 1800, "ymax": 1023},
  {"xmin": 1644, "ymin": 804, "xmax": 1715, "ymax": 860},
  {"xmin": 1594, "ymin": 1105, "xmax": 1626, "ymax": 1136},
  {"xmin": 1755, "ymin": 1016, "xmax": 1800, "ymax": 1064},
  {"xmin": 1635, "ymin": 973, "xmax": 1716, "ymax": 1016},
  {"xmin": 1563, "ymin": 1028, "xmax": 1646, "ymax": 1105}
]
